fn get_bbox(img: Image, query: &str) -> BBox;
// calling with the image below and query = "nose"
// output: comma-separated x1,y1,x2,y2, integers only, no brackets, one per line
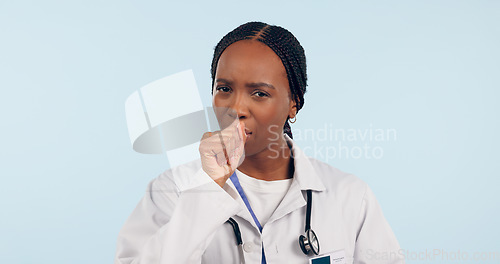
228,92,248,120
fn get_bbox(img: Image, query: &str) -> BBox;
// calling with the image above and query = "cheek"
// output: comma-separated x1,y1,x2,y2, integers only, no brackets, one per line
212,94,221,107
255,104,288,136
212,97,239,129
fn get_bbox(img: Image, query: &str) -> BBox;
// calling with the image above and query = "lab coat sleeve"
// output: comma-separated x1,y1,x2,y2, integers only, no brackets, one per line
353,186,405,264
114,170,241,264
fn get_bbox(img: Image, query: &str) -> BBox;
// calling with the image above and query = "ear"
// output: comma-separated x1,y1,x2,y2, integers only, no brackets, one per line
288,100,297,119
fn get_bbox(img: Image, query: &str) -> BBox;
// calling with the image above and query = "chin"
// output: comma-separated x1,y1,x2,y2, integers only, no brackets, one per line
243,144,258,157
243,140,277,158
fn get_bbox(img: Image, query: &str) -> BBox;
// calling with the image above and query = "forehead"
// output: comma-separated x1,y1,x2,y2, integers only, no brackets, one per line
216,40,288,82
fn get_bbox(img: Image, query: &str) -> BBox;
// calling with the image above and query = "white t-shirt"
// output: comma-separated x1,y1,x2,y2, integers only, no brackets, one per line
235,169,293,226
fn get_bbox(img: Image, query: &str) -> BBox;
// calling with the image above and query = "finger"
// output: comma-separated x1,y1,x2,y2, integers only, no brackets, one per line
202,119,244,164
236,121,246,147
215,151,228,167
228,122,245,153
200,132,219,154
218,125,238,152
223,120,244,149
200,131,212,141
229,146,245,171
216,131,231,168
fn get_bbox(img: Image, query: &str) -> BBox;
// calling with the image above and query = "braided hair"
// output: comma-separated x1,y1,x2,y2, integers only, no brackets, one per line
210,21,307,139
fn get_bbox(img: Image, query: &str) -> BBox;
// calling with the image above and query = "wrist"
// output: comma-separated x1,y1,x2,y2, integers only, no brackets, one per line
214,172,233,188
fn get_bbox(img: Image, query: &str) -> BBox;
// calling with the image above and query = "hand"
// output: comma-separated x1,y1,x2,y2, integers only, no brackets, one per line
199,118,246,188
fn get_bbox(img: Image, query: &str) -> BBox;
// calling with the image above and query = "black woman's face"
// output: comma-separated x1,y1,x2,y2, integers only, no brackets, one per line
212,39,296,157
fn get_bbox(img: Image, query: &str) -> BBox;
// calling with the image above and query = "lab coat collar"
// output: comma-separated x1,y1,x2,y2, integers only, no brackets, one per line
229,134,327,230
173,134,326,193
284,134,326,192
229,134,326,230
263,134,327,226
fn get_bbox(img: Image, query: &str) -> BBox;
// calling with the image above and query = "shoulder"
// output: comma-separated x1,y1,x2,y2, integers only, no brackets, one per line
305,157,377,231
307,157,368,199
146,159,205,212
150,159,204,193
141,159,212,218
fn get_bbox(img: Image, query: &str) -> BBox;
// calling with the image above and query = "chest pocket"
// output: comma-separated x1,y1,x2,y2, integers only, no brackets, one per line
201,222,240,263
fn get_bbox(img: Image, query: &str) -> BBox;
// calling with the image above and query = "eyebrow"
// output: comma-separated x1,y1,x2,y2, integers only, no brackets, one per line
215,78,275,90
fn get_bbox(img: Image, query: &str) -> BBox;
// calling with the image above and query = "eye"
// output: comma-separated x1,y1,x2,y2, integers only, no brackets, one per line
216,86,231,93
253,91,270,98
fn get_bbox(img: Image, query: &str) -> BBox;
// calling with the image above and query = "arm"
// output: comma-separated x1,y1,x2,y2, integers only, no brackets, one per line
115,117,245,264
353,186,405,264
114,169,240,264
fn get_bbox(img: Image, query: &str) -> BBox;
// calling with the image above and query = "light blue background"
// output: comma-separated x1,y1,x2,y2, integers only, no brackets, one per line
1,0,498,263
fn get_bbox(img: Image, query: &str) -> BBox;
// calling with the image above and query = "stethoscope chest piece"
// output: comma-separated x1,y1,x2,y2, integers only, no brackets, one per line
298,189,320,256
299,229,320,255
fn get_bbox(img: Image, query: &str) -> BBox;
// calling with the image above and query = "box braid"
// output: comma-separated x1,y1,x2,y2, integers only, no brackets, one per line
210,21,307,139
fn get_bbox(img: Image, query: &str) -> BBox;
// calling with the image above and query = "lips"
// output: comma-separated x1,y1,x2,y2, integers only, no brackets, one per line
244,128,252,142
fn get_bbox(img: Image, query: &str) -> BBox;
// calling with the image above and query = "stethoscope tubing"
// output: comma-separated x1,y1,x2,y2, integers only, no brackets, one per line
227,217,245,264
226,189,318,263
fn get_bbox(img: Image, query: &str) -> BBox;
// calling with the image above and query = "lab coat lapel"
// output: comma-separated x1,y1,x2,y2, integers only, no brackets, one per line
266,135,326,225
225,178,262,232
223,135,326,231
286,134,326,192
266,179,306,225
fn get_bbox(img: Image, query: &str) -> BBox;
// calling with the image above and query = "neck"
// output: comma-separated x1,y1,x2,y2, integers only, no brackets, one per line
237,136,294,181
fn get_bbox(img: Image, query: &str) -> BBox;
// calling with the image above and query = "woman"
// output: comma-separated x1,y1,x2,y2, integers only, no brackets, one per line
115,22,404,264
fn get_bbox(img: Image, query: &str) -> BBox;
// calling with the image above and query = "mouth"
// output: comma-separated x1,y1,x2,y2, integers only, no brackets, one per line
244,128,252,141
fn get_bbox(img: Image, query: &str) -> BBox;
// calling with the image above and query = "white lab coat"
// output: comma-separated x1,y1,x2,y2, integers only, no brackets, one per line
115,135,404,264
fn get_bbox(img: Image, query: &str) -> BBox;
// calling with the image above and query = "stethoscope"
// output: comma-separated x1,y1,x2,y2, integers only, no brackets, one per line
225,172,320,263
